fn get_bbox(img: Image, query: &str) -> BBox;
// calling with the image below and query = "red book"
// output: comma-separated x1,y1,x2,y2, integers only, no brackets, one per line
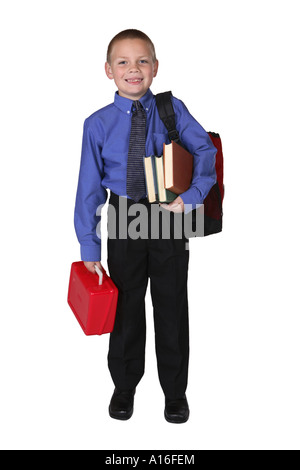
163,141,193,194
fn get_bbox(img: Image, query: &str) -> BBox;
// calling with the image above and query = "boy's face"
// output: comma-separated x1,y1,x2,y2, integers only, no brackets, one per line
105,38,158,101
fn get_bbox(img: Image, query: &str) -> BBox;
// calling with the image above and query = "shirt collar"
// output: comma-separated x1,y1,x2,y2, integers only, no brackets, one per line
114,88,154,115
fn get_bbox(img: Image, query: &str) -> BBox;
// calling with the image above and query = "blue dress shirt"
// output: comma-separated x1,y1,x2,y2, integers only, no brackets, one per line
74,89,217,261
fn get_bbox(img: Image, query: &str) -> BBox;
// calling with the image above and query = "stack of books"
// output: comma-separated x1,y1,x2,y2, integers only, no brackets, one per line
144,141,193,203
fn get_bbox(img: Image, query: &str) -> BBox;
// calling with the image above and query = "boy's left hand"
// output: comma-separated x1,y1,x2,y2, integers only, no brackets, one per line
160,196,184,213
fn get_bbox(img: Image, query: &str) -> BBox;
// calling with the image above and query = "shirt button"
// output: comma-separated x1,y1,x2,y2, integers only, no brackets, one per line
127,110,130,114
146,108,149,111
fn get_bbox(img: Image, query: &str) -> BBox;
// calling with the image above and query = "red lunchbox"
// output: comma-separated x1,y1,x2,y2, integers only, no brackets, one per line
67,261,118,336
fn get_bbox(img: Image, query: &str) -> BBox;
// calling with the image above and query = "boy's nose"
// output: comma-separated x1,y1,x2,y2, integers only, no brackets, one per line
129,64,140,72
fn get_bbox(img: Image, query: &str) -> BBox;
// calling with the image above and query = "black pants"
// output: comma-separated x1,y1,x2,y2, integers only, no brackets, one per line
107,193,189,400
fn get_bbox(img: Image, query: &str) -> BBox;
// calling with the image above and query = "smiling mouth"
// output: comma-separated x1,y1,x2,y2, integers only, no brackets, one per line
125,78,143,84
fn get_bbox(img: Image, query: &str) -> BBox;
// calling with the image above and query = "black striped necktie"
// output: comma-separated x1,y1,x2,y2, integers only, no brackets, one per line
126,100,146,202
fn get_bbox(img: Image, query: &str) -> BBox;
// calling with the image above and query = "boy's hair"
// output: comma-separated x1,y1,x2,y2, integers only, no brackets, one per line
106,29,157,64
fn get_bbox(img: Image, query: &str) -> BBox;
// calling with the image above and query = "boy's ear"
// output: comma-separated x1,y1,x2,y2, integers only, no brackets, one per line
153,60,159,78
105,62,114,80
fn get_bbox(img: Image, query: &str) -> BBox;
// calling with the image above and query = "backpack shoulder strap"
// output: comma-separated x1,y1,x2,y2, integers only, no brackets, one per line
155,91,181,144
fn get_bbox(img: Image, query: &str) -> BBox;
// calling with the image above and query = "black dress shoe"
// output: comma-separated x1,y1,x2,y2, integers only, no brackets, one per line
109,388,136,420
164,395,190,423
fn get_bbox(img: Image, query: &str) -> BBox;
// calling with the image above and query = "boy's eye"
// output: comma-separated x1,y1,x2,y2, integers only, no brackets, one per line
117,59,148,65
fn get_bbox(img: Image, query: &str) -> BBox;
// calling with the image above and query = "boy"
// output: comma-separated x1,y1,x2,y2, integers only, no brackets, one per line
74,29,216,423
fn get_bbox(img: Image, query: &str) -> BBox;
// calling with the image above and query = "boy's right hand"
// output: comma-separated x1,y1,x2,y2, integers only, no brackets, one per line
84,261,102,274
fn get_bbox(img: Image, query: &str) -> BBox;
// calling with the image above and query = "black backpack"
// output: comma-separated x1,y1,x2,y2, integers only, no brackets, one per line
155,91,224,237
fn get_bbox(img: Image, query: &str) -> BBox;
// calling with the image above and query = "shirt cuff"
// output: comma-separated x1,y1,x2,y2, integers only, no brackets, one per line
80,244,101,262
180,187,203,214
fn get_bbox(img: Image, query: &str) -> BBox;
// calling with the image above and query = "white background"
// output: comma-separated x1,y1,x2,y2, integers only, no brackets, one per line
0,0,299,450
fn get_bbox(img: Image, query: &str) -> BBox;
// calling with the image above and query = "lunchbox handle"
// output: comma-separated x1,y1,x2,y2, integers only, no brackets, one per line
94,265,103,286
